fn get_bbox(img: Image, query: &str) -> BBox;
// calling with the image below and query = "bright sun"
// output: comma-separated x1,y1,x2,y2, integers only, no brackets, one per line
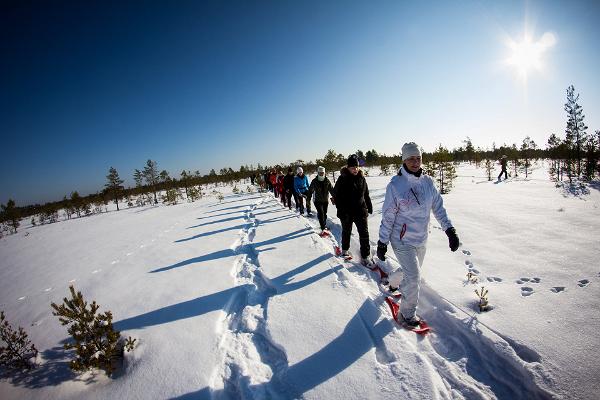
505,32,556,81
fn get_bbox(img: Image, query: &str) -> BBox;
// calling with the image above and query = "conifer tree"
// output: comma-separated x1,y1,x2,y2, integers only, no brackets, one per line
520,136,537,178
0,311,38,370
180,170,190,200
547,133,564,181
143,160,159,204
105,167,124,211
463,137,475,163
428,145,457,194
1,199,20,234
133,169,144,188
51,286,136,376
483,159,494,181
70,191,83,217
583,131,599,181
365,149,380,166
564,85,588,177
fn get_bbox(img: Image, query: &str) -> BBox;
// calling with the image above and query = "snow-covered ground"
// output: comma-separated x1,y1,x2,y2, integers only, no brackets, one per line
1,162,599,399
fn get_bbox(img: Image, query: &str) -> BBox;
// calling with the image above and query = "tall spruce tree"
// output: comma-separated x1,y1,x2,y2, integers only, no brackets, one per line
564,85,588,178
104,167,124,211
133,169,144,187
143,160,159,204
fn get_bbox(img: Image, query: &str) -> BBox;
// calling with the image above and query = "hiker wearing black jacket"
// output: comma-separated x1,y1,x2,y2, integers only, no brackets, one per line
282,168,295,210
307,166,334,232
333,154,373,265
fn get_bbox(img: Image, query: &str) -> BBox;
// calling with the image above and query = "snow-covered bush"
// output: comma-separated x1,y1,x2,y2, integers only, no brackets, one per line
51,286,136,376
0,311,38,370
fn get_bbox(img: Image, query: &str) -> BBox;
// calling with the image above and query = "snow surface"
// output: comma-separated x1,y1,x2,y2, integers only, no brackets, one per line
1,162,599,400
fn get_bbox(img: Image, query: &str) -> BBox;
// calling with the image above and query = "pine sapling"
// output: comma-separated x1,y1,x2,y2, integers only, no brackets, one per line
0,311,38,370
474,286,490,312
466,271,479,284
51,286,136,376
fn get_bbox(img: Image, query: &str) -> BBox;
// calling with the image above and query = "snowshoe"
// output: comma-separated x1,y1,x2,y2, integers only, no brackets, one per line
385,297,430,335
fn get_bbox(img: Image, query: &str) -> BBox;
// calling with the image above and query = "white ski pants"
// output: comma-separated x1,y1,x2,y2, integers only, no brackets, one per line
388,242,426,319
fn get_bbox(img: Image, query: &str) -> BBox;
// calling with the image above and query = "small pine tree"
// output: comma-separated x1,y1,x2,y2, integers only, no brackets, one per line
483,159,494,181
162,188,181,205
0,311,38,370
143,160,160,204
51,286,136,376
474,286,490,312
1,199,20,234
105,167,125,211
187,186,201,202
429,145,457,194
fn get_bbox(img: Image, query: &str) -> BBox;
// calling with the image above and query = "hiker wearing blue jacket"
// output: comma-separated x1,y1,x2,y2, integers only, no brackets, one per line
293,167,311,215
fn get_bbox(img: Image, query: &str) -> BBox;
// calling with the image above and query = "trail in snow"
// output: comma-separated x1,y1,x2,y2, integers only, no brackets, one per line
210,197,298,399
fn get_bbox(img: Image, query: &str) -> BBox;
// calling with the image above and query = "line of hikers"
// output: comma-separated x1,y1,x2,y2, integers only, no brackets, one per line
254,143,460,328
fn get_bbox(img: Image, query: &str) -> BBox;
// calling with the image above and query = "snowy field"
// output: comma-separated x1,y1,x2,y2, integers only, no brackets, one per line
1,162,599,400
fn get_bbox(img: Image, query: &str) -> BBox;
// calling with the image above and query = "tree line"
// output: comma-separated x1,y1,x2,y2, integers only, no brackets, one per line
1,85,598,235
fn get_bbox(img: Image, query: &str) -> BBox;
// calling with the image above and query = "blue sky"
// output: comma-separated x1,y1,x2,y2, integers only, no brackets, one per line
1,0,599,205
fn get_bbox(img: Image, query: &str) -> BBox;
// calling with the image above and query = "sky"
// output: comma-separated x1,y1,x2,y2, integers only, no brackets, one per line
1,0,599,206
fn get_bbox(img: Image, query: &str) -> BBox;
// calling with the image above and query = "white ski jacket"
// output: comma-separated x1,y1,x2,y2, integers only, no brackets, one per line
378,166,453,247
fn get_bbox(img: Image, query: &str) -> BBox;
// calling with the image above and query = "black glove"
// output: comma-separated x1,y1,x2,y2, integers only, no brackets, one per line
445,227,459,252
377,241,388,261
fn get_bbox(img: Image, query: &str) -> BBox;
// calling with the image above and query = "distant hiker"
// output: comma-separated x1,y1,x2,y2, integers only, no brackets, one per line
263,170,270,191
283,168,295,210
333,154,373,266
377,142,459,328
498,155,508,181
276,170,285,205
307,166,334,233
269,169,278,197
250,173,256,185
293,167,311,215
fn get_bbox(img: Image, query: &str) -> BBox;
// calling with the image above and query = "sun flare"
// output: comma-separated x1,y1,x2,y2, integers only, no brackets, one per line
505,32,556,81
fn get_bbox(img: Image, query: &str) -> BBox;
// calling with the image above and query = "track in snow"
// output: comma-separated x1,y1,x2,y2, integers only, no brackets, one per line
210,196,298,399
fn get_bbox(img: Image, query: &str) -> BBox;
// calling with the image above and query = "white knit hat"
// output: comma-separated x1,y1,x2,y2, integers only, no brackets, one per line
297,166,303,174
401,142,422,159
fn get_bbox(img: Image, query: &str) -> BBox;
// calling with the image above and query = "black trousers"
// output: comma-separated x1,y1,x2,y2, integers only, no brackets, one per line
294,193,311,214
498,168,507,180
314,201,329,230
340,214,370,258
284,190,293,209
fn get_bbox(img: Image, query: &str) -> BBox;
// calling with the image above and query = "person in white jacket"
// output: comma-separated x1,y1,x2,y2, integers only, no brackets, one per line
377,142,460,327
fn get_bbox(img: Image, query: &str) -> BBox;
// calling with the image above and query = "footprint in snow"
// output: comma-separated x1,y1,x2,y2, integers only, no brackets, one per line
578,279,590,287
516,277,541,284
468,267,480,274
550,287,566,293
521,287,534,296
486,277,503,282
465,260,473,266
462,250,472,256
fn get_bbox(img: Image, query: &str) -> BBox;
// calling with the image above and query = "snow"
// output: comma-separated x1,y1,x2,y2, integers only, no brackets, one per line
1,162,599,399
